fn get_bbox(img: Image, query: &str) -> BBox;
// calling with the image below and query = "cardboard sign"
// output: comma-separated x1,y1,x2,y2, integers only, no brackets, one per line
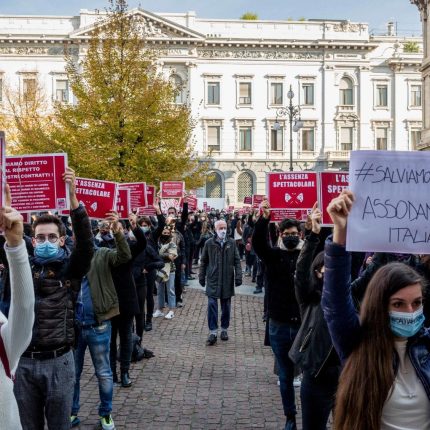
146,185,156,207
347,150,430,253
119,182,147,212
115,188,131,220
184,195,198,211
243,196,252,205
6,153,69,212
319,172,349,225
267,172,318,221
160,181,184,199
252,194,265,209
75,177,117,219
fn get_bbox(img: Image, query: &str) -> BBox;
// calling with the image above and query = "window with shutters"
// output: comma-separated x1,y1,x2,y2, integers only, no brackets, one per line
206,172,223,198
302,128,315,152
55,80,69,103
237,172,254,203
270,83,283,106
411,85,422,107
207,82,220,105
375,84,388,107
23,78,36,102
302,83,314,106
376,128,388,150
239,127,252,151
207,126,220,151
340,127,353,151
271,128,283,151
239,82,252,105
170,74,185,104
339,77,353,106
411,129,422,149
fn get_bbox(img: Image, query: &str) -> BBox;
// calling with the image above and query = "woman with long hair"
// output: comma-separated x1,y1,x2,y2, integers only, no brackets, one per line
322,190,430,430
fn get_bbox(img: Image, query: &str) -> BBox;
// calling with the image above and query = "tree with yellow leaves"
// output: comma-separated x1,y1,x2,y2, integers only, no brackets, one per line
11,0,205,188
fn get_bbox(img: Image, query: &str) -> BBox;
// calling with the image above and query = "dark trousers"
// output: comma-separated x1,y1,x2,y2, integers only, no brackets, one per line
174,258,183,303
135,271,156,340
188,243,196,275
256,259,265,290
207,296,231,332
110,314,134,374
301,367,339,430
269,319,299,417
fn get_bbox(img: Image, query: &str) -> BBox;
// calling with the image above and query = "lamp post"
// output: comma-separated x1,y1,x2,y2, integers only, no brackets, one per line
273,85,304,171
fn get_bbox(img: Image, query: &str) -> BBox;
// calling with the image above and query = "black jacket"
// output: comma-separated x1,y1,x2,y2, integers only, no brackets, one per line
252,217,301,325
199,237,242,299
289,232,340,377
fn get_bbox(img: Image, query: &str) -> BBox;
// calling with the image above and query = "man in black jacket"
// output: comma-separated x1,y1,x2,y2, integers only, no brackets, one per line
252,200,303,430
199,220,242,346
14,168,94,430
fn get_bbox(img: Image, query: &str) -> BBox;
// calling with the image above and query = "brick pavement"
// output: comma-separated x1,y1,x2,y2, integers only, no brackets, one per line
73,282,301,430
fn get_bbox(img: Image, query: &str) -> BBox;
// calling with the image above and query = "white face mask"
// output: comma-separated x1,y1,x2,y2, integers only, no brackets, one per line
216,229,227,240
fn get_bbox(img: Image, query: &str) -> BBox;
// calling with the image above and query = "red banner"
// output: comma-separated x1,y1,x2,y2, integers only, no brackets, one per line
6,153,69,212
184,195,197,211
319,172,349,225
267,172,318,221
243,196,252,205
252,194,265,209
75,177,117,219
119,182,147,212
115,188,131,220
160,181,184,199
137,206,156,216
146,185,156,207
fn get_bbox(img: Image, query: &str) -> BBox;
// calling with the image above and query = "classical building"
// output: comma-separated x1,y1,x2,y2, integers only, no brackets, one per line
0,8,423,206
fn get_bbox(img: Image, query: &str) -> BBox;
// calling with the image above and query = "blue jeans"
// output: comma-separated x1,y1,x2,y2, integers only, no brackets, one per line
72,321,113,417
207,297,231,332
269,319,299,417
157,273,176,309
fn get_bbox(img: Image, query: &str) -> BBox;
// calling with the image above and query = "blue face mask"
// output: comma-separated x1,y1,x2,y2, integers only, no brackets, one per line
141,226,150,234
35,241,60,259
389,308,425,338
216,229,227,240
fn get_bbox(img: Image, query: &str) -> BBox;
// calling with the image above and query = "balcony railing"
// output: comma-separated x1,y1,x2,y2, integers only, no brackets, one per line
326,150,350,160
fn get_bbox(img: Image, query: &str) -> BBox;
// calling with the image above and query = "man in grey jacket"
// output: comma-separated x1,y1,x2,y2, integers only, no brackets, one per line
199,220,242,345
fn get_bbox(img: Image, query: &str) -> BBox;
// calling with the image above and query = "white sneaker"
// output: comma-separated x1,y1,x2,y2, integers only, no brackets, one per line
153,310,164,318
293,376,302,387
277,379,280,386
100,414,115,430
164,311,174,320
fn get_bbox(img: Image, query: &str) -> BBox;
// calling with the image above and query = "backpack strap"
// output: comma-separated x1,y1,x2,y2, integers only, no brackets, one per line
0,323,13,380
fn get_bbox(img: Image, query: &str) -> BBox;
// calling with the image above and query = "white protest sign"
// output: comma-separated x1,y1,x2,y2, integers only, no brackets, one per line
346,150,430,253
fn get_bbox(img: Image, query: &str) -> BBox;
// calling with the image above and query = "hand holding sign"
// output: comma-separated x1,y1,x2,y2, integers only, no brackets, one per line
327,190,355,246
310,202,322,235
63,167,78,210
106,211,121,234
261,200,271,220
128,212,137,229
0,185,24,248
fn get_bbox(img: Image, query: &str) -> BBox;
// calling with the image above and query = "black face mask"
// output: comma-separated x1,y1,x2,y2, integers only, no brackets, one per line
160,235,171,243
282,235,299,250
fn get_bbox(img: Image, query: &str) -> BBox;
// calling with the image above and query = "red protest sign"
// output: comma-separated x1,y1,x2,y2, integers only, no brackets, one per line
184,195,198,211
252,194,265,209
6,153,69,212
119,182,147,212
319,172,349,225
267,172,318,221
243,196,252,205
75,177,117,219
146,185,156,207
115,188,131,220
202,202,208,212
160,181,184,199
137,206,156,216
0,132,6,208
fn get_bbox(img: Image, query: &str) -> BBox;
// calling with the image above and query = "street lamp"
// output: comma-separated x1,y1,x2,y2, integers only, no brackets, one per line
273,85,303,171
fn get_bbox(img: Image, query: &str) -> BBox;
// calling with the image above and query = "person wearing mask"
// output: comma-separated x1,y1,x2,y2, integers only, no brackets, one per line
252,200,303,430
14,168,94,430
289,203,340,430
323,190,430,430
0,189,35,430
199,220,242,345
71,212,131,430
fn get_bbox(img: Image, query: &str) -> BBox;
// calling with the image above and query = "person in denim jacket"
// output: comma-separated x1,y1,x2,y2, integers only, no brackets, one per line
322,190,430,430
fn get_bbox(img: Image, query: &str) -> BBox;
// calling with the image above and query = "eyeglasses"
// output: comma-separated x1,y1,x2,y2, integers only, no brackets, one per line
35,234,61,244
281,232,299,238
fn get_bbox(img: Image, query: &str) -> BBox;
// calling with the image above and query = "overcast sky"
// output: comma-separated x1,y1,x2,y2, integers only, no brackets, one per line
0,0,423,36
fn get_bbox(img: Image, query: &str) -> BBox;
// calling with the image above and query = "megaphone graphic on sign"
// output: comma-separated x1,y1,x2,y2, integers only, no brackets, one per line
284,193,292,203
296,193,304,203
90,202,98,212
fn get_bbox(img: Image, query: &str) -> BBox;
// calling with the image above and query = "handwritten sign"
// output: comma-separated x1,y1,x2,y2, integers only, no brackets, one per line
267,172,318,221
115,188,131,220
160,181,184,199
6,153,69,212
160,198,181,214
75,177,117,220
346,150,430,253
319,172,349,225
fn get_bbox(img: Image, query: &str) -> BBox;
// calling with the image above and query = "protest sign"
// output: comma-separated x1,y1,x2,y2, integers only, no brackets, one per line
319,172,349,225
6,153,69,212
75,177,117,219
119,182,147,212
184,195,198,211
115,188,131,220
160,181,184,199
0,132,5,208
266,172,318,221
243,196,252,205
137,206,157,216
146,185,156,206
347,150,430,253
202,202,208,212
160,198,181,214
252,194,265,209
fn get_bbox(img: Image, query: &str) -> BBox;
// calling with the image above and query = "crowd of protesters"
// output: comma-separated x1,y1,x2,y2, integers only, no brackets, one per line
1,168,430,430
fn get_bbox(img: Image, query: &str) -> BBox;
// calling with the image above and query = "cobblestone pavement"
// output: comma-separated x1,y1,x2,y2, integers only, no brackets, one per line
73,276,302,430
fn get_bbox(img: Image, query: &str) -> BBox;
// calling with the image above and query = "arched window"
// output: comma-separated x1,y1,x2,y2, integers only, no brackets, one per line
206,172,223,198
339,77,353,106
237,171,254,203
170,74,184,104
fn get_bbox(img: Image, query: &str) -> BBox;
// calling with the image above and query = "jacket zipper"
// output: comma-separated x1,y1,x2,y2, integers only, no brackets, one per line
314,345,334,379
299,327,313,352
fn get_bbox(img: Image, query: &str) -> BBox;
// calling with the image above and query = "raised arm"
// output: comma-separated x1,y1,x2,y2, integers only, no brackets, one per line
252,200,276,263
